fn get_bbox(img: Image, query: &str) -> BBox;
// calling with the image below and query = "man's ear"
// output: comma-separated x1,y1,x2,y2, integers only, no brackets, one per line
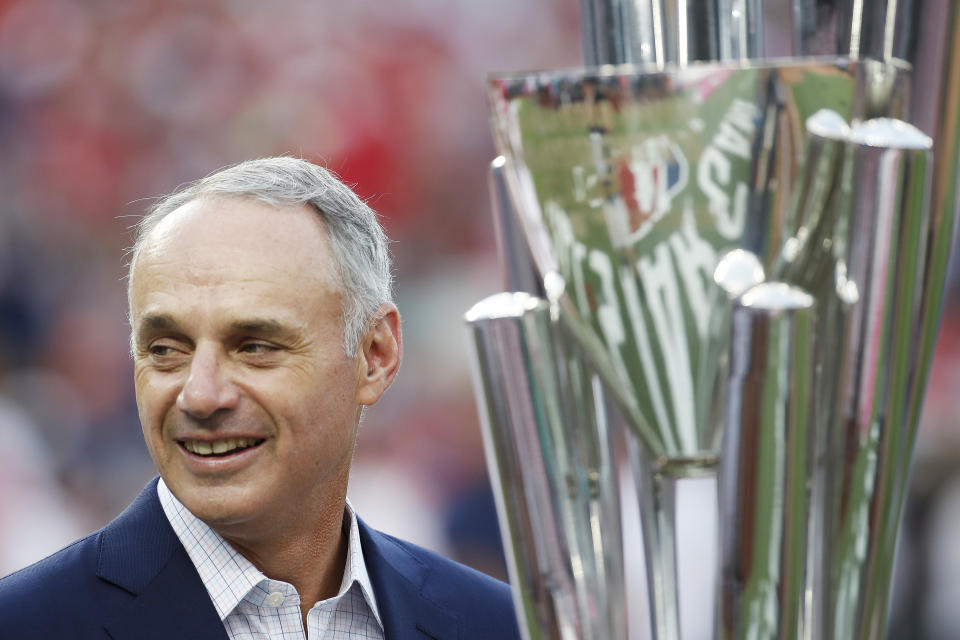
355,303,402,406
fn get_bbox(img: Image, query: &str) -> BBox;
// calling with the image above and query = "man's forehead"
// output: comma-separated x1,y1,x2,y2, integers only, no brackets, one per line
134,197,335,278
129,197,343,317
145,196,325,249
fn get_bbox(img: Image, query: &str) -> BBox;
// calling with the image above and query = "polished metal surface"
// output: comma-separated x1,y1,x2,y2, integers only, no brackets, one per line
821,118,935,640
578,0,805,66
487,59,908,640
578,0,958,72
472,1,960,639
579,0,723,67
749,112,939,640
489,59,909,462
490,157,545,296
789,0,916,61
773,108,852,295
719,282,816,640
770,107,858,640
466,292,627,640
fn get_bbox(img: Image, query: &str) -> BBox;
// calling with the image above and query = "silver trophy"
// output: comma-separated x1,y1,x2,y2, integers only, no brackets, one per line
467,1,960,638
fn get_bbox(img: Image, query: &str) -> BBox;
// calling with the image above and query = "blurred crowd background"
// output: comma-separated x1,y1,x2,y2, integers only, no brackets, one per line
1,1,959,638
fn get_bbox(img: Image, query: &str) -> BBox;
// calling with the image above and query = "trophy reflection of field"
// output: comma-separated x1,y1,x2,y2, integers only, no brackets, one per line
501,64,856,458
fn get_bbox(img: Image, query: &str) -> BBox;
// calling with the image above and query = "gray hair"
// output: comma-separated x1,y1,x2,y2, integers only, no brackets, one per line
129,157,393,357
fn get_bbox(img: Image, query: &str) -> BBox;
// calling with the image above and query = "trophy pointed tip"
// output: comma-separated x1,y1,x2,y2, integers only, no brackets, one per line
715,249,765,298
739,282,815,311
807,109,852,140
543,271,566,303
465,292,546,323
849,118,933,150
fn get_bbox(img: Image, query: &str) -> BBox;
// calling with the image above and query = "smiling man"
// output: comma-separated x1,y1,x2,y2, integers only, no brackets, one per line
0,158,520,640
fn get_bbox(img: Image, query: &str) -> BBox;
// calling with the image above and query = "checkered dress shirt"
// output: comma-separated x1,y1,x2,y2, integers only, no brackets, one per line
158,479,384,639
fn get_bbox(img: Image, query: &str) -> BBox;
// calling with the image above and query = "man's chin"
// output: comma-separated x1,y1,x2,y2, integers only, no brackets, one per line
168,480,263,528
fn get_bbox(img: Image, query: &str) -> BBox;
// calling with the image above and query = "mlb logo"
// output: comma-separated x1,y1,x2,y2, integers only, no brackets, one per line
614,135,689,241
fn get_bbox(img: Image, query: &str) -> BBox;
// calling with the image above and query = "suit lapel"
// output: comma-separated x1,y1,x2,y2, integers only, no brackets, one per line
359,520,460,640
98,479,227,640
95,481,460,639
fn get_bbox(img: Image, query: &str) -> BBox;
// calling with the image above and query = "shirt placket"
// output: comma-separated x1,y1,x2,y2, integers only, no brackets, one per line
245,580,305,639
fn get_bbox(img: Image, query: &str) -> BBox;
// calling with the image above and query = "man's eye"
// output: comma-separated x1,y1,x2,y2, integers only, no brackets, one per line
149,345,176,357
239,342,276,354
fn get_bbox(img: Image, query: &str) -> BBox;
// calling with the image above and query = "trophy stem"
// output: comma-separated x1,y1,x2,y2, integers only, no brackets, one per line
632,440,681,640
585,374,630,640
466,293,631,640
630,441,718,640
718,282,817,640
560,351,630,640
803,116,934,640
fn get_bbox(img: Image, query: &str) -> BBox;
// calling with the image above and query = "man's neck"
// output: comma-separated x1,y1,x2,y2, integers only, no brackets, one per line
217,499,350,626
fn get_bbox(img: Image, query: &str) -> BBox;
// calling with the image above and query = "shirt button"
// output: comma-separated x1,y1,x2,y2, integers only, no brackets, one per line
266,591,285,607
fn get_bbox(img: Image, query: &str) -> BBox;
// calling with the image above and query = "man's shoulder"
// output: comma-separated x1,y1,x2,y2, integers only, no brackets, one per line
0,530,127,637
378,529,512,597
0,529,101,594
0,480,170,638
360,523,521,639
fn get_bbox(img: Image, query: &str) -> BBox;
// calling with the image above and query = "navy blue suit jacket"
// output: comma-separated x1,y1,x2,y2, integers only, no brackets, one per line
0,479,521,639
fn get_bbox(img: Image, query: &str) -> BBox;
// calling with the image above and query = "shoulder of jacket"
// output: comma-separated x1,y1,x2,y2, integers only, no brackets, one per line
369,530,519,637
0,530,128,637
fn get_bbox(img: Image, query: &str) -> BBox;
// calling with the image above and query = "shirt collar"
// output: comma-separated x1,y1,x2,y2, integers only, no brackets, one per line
157,478,381,627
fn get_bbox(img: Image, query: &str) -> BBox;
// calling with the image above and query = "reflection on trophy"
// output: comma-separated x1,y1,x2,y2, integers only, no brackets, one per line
466,1,960,639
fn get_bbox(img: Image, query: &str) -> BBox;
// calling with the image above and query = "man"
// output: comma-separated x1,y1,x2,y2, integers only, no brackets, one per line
0,157,521,639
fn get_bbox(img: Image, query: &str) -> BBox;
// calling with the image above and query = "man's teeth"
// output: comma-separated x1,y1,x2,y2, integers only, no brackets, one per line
183,438,260,456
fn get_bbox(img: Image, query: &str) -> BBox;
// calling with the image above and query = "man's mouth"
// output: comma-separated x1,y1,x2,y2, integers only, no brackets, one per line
179,438,265,457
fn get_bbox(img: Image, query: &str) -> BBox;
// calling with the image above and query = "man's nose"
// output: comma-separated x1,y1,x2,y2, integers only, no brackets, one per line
177,346,240,419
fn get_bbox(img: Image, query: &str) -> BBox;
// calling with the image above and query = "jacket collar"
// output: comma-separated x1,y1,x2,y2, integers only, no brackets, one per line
97,478,228,640
358,520,460,639
96,478,459,640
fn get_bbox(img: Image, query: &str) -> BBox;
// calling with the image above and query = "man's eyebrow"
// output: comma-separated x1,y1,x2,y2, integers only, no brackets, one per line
132,313,181,346
230,319,290,335
132,315,297,343
137,313,179,333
